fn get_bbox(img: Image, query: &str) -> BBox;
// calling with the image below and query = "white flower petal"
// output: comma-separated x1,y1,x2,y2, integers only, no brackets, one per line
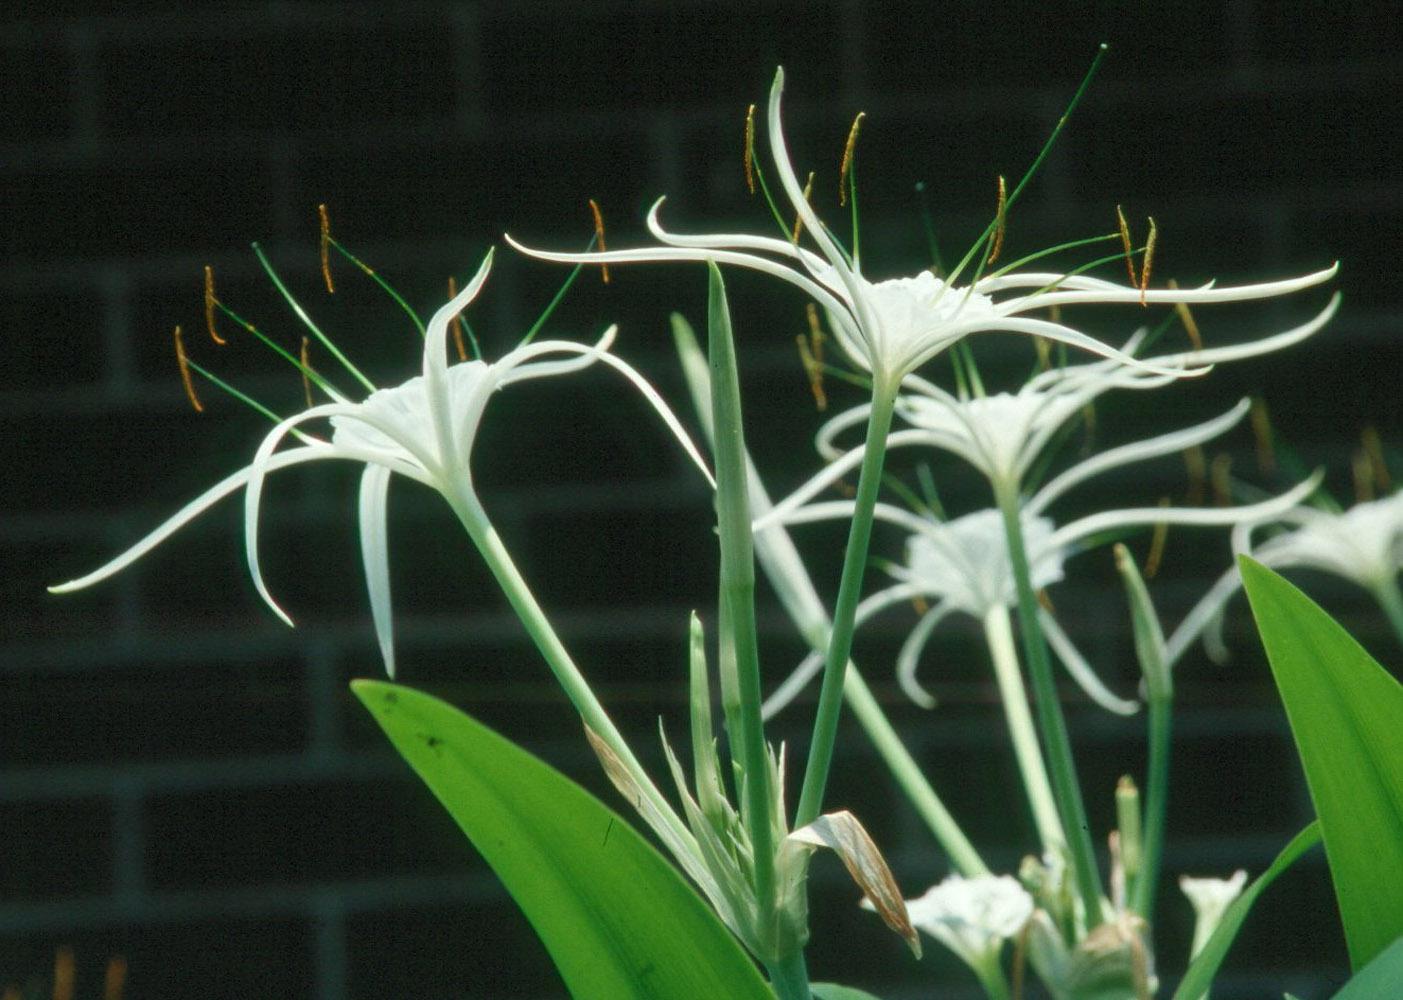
358,463,396,678
1039,609,1140,715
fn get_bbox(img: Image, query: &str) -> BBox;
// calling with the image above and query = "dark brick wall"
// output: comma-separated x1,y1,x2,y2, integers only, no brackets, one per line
4,3,1399,998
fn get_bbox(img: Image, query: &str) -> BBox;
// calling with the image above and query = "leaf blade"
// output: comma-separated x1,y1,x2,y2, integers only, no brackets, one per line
1240,556,1403,970
353,680,773,1000
1170,822,1321,1000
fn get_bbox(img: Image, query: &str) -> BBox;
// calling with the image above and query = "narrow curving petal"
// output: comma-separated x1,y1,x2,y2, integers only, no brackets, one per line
1139,294,1340,369
1038,609,1140,715
49,447,330,594
645,197,837,288
424,248,495,478
358,463,396,678
1028,399,1252,516
1163,564,1246,668
896,601,954,709
505,236,856,328
243,401,388,625
765,67,876,339
1049,470,1325,553
761,649,825,720
1002,263,1338,313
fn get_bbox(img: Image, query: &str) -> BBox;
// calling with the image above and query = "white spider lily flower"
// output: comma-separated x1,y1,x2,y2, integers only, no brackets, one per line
760,405,1324,715
810,296,1339,496
50,250,712,678
1167,489,1403,665
873,874,1033,985
1180,870,1247,959
508,67,1336,387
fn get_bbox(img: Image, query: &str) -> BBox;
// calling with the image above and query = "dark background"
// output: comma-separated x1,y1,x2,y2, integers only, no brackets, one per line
3,3,1400,998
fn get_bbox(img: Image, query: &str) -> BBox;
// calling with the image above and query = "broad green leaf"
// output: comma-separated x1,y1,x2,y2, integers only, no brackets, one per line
1331,937,1403,998
811,984,886,1000
1240,557,1403,970
352,680,773,1000
1171,822,1321,1000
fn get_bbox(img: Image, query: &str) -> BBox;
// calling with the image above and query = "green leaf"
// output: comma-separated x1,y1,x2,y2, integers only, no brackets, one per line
1240,556,1403,970
1171,822,1322,1000
1331,937,1403,998
811,984,886,1000
352,680,774,1000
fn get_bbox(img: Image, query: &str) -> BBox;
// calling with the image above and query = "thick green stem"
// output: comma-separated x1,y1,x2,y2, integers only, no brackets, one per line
993,483,1105,926
983,605,1068,859
460,505,692,846
844,666,988,876
1135,689,1171,920
795,384,899,827
1372,575,1403,652
765,950,811,1000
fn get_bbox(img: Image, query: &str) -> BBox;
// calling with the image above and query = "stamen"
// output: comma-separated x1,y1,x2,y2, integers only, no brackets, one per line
1143,498,1170,579
1250,398,1276,476
1167,279,1203,351
104,957,127,1000
1139,216,1157,306
588,199,610,284
838,111,865,207
1115,205,1136,287
800,302,828,410
300,337,314,408
1036,589,1056,613
203,266,226,345
1184,445,1207,506
1011,923,1030,1000
318,203,335,294
1362,426,1392,492
53,946,74,1000
744,103,757,195
173,325,204,413
1210,453,1233,507
913,181,945,275
446,275,469,361
792,171,816,243
1353,449,1375,504
795,334,826,411
986,175,1008,265
911,595,929,615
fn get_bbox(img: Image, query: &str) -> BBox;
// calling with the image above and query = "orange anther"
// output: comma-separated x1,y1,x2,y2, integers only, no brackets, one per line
588,199,610,284
839,111,865,206
173,326,203,413
318,204,335,294
743,103,757,195
204,266,225,345
986,175,1008,265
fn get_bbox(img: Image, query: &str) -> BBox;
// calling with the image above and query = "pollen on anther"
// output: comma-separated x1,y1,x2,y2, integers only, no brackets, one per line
318,204,336,295
1144,498,1171,578
1209,453,1233,507
839,111,865,207
588,199,610,284
1362,426,1393,492
1167,280,1203,352
1183,445,1207,506
300,337,314,408
1139,217,1157,306
743,103,757,195
1249,399,1277,476
203,266,226,345
104,956,127,1000
986,175,1008,265
446,275,469,362
792,171,815,243
795,329,827,412
1352,450,1376,504
1115,205,1136,288
173,325,204,413
53,946,74,1000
